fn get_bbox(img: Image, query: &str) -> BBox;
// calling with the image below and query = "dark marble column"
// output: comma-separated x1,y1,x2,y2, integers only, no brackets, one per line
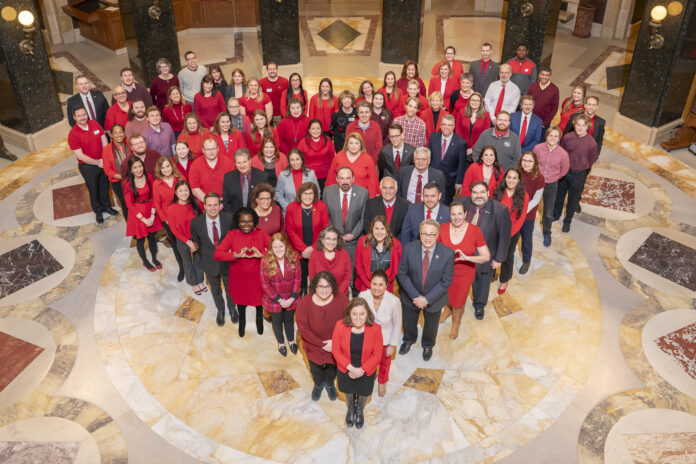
381,0,423,63
501,0,562,68
116,0,181,85
0,0,62,133
258,0,300,65
619,0,696,127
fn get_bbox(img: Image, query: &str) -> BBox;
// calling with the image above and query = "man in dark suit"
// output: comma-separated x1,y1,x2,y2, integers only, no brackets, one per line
378,123,415,179
190,192,237,326
455,181,511,320
397,147,447,203
222,149,267,215
510,96,544,152
563,95,606,154
469,42,500,96
67,75,109,128
401,182,450,243
363,176,409,239
397,219,455,360
427,115,468,203
323,166,368,263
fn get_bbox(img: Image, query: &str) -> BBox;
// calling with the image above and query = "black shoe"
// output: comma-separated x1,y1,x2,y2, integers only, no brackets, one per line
289,342,298,354
345,396,356,427
96,213,104,224
216,309,225,327
474,307,484,320
355,395,366,429
229,307,239,323
543,234,552,247
325,382,338,401
399,342,413,355
177,269,185,282
104,207,119,216
552,215,560,222
311,383,323,401
519,262,530,274
576,205,582,213
278,345,288,357
562,222,571,233
422,347,433,361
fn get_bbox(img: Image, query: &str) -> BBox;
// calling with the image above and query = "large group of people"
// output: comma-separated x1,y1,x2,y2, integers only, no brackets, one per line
67,43,605,429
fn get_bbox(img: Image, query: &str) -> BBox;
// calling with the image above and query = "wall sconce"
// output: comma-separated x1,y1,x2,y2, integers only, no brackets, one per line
1,7,36,55
648,5,667,49
148,0,162,20
521,1,534,17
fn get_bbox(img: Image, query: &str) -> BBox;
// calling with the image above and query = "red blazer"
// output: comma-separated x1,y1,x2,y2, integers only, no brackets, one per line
250,152,289,177
102,142,130,182
354,236,402,292
462,163,503,196
456,112,491,148
331,321,383,375
285,200,330,253
377,87,401,114
421,108,450,140
427,78,459,111
431,60,464,81
215,131,245,160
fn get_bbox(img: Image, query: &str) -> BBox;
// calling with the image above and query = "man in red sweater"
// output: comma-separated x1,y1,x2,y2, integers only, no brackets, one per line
259,62,289,121
346,101,383,163
526,67,559,131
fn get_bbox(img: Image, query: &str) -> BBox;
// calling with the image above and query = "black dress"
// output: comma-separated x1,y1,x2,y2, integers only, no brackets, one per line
337,331,376,395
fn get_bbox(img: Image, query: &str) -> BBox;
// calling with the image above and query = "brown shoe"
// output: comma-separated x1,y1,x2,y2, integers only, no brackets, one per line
378,383,386,397
440,304,452,323
450,307,465,339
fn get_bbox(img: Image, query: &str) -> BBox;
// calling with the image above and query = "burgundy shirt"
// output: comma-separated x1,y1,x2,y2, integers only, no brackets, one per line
561,132,598,171
526,82,560,127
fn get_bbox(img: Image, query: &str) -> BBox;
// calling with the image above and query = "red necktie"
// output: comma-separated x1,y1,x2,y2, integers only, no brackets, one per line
395,150,401,171
415,174,423,202
441,137,447,159
494,84,506,116
384,203,394,223
426,209,432,219
341,193,348,225
519,115,528,146
86,96,96,121
212,220,220,246
421,249,430,288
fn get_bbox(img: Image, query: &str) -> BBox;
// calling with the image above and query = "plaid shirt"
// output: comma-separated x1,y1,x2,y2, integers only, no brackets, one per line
394,114,427,148
260,257,302,313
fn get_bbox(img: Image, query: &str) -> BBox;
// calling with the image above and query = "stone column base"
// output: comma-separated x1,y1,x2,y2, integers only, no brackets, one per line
612,113,683,146
0,120,70,153
378,63,403,79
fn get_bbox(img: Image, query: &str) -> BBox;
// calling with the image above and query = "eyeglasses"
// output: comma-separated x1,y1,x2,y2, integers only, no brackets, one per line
257,196,272,201
421,233,438,238
316,285,331,290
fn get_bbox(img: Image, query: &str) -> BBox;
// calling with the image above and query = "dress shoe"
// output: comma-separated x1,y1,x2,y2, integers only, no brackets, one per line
354,395,367,429
278,345,288,357
289,342,298,354
177,269,185,282
498,283,508,295
325,383,338,401
229,307,239,324
216,309,225,327
398,342,413,355
96,213,104,224
519,262,530,274
576,205,582,213
378,383,386,397
152,258,163,270
311,383,323,401
552,215,560,222
143,262,156,272
345,396,356,427
422,347,433,361
105,207,119,216
474,307,485,320
543,234,552,247
562,222,571,233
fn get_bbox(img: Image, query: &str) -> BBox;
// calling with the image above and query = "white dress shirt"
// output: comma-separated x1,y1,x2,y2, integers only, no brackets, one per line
484,80,521,122
206,215,221,244
407,169,428,203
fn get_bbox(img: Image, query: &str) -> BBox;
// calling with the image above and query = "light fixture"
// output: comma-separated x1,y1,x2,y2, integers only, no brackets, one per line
667,1,682,15
17,10,35,55
521,1,534,17
148,0,161,20
648,5,666,49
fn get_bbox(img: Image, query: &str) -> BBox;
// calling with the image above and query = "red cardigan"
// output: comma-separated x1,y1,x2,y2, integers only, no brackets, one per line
345,120,383,164
102,142,130,182
456,112,491,149
427,77,459,111
331,321,383,375
421,108,450,140
462,163,503,196
250,152,289,177
285,200,330,253
354,236,402,292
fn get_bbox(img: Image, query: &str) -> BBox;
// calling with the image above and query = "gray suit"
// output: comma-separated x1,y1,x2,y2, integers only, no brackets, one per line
322,184,368,260
469,59,500,97
275,168,320,212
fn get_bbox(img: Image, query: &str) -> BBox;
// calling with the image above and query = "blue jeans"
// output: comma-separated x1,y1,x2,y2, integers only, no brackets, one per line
519,219,535,263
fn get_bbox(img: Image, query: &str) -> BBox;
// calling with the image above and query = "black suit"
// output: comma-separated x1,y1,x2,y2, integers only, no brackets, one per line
455,196,511,313
469,59,500,96
222,168,268,215
427,132,469,203
67,91,109,128
377,143,415,179
563,114,606,154
362,195,410,239
190,211,235,312
397,166,447,203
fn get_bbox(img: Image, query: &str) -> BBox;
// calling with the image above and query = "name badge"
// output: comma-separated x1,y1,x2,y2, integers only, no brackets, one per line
267,88,272,92
524,68,529,72
93,130,101,135
348,117,355,122
504,141,510,147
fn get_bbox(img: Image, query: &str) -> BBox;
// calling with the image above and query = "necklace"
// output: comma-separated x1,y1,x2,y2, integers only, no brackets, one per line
290,118,302,143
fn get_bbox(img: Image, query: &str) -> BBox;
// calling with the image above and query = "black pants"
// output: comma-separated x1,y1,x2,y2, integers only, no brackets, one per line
317,177,326,191
402,306,441,348
136,234,158,265
541,180,558,235
111,180,128,218
554,169,589,226
206,272,233,312
300,258,309,293
162,222,184,271
309,360,337,387
270,309,295,344
78,163,110,214
471,268,492,311
500,231,520,284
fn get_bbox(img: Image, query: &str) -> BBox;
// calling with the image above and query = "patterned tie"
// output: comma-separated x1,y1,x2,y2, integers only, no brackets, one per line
519,114,528,147
212,220,220,246
415,174,423,202
472,208,480,226
395,150,401,171
341,193,348,226
422,249,430,289
494,84,506,117
479,61,488,91
441,137,447,160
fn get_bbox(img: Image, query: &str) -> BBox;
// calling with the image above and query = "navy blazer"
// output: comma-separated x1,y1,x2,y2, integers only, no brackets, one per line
190,211,235,276
401,203,450,244
397,241,455,313
397,166,447,203
510,111,544,153
427,132,468,203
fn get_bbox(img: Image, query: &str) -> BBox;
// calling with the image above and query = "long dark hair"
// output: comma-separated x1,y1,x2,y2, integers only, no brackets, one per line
200,74,218,97
284,148,311,175
286,72,307,107
127,157,151,203
171,179,201,215
304,119,329,147
493,168,526,219
477,145,503,182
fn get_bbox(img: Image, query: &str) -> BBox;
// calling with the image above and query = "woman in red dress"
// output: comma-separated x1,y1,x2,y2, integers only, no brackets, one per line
277,98,310,154
455,92,490,157
124,157,163,271
245,110,280,156
356,80,375,105
355,216,402,293
214,207,270,337
396,60,427,97
449,73,475,119
167,180,206,294
152,156,185,281
461,145,503,196
438,201,490,338
325,133,379,197
308,78,337,133
558,85,585,133
260,233,301,356
162,86,192,138
193,75,226,130
177,113,211,158
297,120,335,191
428,61,459,111
421,91,449,140
377,71,400,114
308,226,352,295
251,183,284,236
239,77,273,120
212,112,244,160
430,46,464,81
280,73,308,117
250,137,288,188
173,141,194,181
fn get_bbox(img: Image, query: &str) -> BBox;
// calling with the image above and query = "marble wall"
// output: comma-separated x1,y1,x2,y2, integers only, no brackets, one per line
258,0,300,65
381,0,423,64
501,0,562,68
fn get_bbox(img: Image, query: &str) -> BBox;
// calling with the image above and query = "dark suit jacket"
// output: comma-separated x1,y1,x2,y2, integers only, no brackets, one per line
377,142,415,179
190,211,234,276
401,203,450,244
67,91,109,128
397,166,447,203
397,241,454,313
322,184,368,247
427,132,469,203
362,195,410,239
469,60,500,96
455,196,511,273
563,114,606,154
510,111,544,152
222,168,268,215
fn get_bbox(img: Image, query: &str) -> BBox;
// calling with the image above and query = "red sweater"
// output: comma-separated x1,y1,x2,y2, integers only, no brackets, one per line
280,89,309,117
325,151,379,197
462,163,503,196
162,102,193,133
332,321,383,375
149,75,180,111
499,190,529,236
354,236,402,292
520,170,546,220
296,293,348,365
308,248,352,295
194,92,226,129
245,127,279,156
297,135,335,180
309,94,338,132
239,93,271,118
166,202,196,242
277,114,310,154
346,120,383,163
285,200,330,253
526,82,560,127
177,129,212,158
251,152,289,177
